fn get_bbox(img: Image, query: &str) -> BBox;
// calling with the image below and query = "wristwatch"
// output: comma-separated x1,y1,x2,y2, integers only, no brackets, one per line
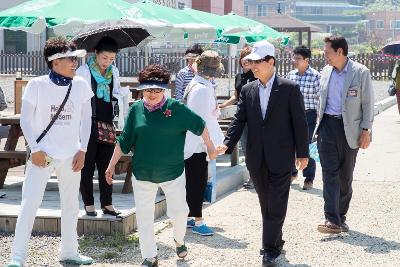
362,128,371,132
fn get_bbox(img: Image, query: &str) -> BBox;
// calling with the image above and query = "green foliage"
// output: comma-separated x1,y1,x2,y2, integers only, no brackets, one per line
101,251,118,259
364,0,400,12
79,233,139,251
311,38,325,50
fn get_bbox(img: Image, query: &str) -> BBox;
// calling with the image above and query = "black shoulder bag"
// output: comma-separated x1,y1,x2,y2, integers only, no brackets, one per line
90,75,117,145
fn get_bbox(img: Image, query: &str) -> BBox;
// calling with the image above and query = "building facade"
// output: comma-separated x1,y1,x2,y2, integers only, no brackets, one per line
192,0,243,15
243,0,292,18
292,0,363,33
365,10,400,43
126,0,192,9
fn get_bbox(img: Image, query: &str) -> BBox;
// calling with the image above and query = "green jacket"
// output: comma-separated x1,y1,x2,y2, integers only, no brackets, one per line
118,98,205,183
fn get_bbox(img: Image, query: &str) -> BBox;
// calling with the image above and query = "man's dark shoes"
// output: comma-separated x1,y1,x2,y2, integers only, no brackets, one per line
317,220,342,234
341,222,349,232
302,181,313,190
262,253,278,267
243,179,254,189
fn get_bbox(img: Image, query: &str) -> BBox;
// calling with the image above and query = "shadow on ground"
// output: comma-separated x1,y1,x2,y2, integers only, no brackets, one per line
320,230,400,254
290,183,323,198
185,226,249,250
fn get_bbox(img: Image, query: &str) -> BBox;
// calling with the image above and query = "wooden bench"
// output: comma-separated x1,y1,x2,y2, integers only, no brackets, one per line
0,151,27,188
114,154,133,194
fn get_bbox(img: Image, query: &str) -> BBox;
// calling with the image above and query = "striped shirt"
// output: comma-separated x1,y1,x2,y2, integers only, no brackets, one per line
287,66,321,110
175,66,195,101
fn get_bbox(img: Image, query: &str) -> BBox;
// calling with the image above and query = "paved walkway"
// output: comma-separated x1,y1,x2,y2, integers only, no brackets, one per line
142,105,400,267
1,106,400,266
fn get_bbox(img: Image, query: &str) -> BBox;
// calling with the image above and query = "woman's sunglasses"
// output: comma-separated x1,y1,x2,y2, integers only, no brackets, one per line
143,88,163,93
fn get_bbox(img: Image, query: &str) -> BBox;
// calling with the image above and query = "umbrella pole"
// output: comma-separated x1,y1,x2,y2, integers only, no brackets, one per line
145,44,150,66
227,44,237,97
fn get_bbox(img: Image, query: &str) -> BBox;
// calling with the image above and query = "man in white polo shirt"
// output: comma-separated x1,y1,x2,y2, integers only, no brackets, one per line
7,37,94,267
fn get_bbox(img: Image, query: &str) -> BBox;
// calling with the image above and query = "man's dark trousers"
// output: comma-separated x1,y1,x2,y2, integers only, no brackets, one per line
293,109,317,181
317,115,358,226
250,151,291,258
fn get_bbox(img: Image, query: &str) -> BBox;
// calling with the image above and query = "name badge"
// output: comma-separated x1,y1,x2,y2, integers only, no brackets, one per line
347,89,358,97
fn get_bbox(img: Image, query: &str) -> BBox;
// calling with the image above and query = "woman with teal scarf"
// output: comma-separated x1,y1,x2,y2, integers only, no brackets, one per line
76,36,122,217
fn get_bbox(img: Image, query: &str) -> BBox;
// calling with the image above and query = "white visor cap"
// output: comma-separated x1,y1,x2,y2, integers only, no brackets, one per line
47,49,87,61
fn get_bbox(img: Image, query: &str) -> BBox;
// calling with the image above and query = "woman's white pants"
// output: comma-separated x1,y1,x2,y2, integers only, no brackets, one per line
10,157,81,263
132,172,189,259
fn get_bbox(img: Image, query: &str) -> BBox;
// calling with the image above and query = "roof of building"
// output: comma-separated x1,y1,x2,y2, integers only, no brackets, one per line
257,13,322,32
296,14,362,24
295,2,363,9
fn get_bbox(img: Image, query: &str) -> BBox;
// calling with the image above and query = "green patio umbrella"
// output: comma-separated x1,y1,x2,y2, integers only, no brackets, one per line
180,7,247,38
218,13,289,45
131,1,216,42
0,0,170,39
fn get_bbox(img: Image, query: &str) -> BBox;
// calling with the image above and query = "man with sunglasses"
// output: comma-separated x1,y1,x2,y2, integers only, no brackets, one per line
287,45,321,190
7,37,94,267
218,40,309,266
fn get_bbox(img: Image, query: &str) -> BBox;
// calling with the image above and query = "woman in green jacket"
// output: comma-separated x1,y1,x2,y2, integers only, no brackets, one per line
105,64,218,267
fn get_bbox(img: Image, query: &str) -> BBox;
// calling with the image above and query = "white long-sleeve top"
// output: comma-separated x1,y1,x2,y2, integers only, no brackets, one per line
20,75,93,159
76,64,130,128
184,75,224,160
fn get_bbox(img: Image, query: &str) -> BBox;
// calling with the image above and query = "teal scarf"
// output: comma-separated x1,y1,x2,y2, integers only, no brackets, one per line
88,56,113,102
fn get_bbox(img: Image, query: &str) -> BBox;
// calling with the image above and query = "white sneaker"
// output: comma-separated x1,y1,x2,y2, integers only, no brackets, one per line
6,260,22,267
60,254,93,265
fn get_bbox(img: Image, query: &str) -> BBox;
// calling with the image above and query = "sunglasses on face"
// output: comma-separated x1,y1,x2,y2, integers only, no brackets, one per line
292,56,304,61
62,56,78,63
247,59,265,65
144,88,163,94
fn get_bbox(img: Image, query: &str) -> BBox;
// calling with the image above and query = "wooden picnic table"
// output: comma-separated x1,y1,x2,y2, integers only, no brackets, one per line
0,114,25,189
0,115,135,192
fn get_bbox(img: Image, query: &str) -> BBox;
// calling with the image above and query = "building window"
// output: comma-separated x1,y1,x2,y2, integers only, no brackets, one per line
178,2,185,9
244,5,249,17
277,2,285,14
296,7,304,15
390,20,400,29
376,20,384,29
257,5,267,17
4,30,27,53
310,7,323,15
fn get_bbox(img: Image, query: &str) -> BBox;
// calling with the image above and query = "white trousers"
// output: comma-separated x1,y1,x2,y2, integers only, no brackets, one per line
11,157,81,263
132,172,189,259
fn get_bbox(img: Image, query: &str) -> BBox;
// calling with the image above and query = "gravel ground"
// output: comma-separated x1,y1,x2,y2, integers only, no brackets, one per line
1,179,400,267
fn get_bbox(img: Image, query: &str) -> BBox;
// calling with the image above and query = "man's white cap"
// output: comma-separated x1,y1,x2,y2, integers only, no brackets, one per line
244,40,275,61
47,49,87,61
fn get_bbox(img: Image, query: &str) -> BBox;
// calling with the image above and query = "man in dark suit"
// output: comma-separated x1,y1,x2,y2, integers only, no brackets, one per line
217,40,309,266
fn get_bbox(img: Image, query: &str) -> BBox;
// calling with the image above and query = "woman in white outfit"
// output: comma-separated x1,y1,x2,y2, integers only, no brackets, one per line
183,50,225,236
7,37,94,267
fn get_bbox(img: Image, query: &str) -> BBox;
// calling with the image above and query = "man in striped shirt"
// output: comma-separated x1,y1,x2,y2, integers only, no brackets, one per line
287,45,321,190
175,44,203,101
